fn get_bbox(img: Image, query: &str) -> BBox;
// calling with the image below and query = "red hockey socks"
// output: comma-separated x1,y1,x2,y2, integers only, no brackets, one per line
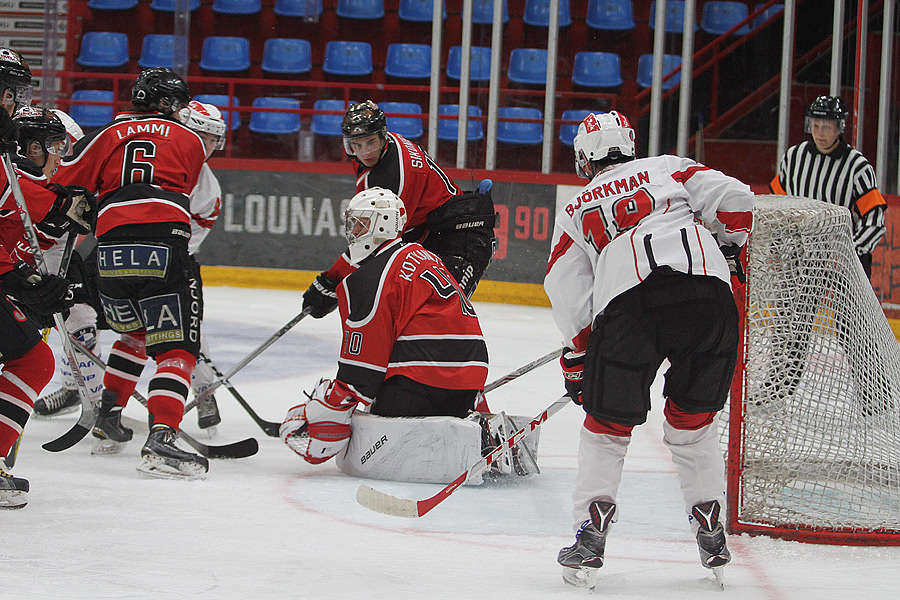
147,349,196,430
103,334,149,408
0,341,53,456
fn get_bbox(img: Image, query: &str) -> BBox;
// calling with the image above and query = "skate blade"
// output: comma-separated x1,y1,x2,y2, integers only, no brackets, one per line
91,438,128,456
136,455,207,481
199,425,218,439
562,566,599,589
0,490,28,509
33,405,80,419
711,566,725,590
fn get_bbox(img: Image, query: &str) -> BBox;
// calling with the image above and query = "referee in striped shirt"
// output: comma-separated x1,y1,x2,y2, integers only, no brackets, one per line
770,95,886,280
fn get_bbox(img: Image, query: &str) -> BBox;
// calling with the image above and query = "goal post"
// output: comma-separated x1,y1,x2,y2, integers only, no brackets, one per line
726,195,900,545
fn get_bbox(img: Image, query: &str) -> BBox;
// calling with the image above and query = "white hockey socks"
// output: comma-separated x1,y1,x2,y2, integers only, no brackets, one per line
571,426,630,532
662,419,727,530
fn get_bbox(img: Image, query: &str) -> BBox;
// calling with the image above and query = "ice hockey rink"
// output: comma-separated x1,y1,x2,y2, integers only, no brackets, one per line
6,285,900,599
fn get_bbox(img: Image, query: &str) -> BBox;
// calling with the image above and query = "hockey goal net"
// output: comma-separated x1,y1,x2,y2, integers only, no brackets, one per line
725,195,900,545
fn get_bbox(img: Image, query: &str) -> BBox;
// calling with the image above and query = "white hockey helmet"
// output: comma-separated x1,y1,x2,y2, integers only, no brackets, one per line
179,100,227,151
573,111,635,178
343,187,407,263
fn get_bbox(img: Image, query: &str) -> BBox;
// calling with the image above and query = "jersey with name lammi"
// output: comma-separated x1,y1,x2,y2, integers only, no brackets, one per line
335,238,489,405
544,154,753,351
54,112,206,238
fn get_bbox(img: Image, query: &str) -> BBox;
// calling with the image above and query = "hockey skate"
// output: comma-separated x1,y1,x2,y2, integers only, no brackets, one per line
91,390,133,455
0,464,29,509
692,500,731,589
196,394,221,431
558,500,616,589
137,424,209,480
33,387,80,418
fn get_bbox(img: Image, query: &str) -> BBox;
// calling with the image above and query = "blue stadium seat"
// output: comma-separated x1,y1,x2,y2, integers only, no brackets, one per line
150,0,201,11
398,0,446,22
507,48,548,85
76,32,129,68
311,99,352,136
523,0,572,27
637,53,682,89
559,109,592,146
649,0,698,33
472,0,508,24
497,107,543,145
88,0,138,9
586,0,635,31
447,46,492,82
262,39,312,75
199,37,251,72
138,34,175,68
69,90,115,128
701,1,750,35
323,41,373,76
274,0,323,17
437,104,484,141
336,0,384,19
572,51,622,88
753,2,783,27
193,94,242,130
379,102,424,139
212,0,261,14
385,43,432,79
249,97,301,134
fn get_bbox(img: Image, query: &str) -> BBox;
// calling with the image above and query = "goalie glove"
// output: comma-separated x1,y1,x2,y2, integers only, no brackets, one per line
280,378,359,464
40,184,98,237
302,272,339,319
719,243,746,285
561,348,585,405
0,260,73,316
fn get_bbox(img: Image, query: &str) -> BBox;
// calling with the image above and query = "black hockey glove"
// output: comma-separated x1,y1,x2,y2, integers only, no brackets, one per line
1,261,74,316
302,272,339,319
561,348,585,405
720,244,746,285
0,107,18,152
40,184,98,237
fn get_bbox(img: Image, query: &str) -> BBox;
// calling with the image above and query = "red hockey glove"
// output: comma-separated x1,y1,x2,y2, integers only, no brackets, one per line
280,378,358,464
561,348,585,405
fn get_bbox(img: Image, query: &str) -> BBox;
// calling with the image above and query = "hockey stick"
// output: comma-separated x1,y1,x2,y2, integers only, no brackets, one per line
183,307,313,414
475,346,565,412
199,352,280,437
356,395,572,518
0,153,95,452
67,335,258,459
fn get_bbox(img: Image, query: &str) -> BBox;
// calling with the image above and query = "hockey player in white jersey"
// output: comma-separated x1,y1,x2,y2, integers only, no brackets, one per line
545,112,753,589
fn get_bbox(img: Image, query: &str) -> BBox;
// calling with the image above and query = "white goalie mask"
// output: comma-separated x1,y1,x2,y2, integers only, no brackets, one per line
344,187,407,263
178,100,227,152
573,111,635,178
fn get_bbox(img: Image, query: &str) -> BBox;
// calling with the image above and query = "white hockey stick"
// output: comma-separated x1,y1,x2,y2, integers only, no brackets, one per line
356,395,572,518
482,346,564,396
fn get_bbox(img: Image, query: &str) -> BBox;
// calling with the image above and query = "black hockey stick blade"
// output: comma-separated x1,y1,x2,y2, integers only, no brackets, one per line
199,353,280,437
178,430,259,460
41,421,92,453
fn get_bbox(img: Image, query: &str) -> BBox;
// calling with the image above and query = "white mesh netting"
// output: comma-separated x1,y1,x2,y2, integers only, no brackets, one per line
725,195,900,537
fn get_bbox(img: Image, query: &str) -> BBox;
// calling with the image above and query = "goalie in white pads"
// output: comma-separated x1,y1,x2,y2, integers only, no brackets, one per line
281,188,532,483
545,112,754,588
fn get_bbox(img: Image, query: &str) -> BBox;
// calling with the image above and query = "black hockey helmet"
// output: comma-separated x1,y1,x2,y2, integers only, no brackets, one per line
805,95,849,133
13,105,69,164
131,67,191,116
0,47,32,110
341,100,387,156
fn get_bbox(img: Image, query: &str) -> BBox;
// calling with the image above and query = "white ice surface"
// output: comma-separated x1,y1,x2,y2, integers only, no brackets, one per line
6,286,900,599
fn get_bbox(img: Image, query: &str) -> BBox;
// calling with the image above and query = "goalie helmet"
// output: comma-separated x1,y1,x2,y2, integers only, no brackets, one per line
131,67,190,116
341,100,387,157
13,105,70,164
178,100,226,151
343,187,407,263
805,95,848,133
0,47,32,111
573,111,635,179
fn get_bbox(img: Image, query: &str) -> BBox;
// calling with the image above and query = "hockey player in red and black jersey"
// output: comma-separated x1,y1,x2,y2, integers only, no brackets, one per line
53,67,210,479
281,188,490,471
301,100,497,320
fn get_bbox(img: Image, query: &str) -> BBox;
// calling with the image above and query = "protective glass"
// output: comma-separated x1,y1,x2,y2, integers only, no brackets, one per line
344,209,374,245
804,116,844,134
45,135,71,157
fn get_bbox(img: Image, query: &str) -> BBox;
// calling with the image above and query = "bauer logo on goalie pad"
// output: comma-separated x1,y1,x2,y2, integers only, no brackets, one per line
99,292,143,333
139,293,184,345
360,435,388,465
98,244,170,278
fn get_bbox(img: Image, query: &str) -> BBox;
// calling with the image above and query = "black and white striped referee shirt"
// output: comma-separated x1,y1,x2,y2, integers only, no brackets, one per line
770,139,886,255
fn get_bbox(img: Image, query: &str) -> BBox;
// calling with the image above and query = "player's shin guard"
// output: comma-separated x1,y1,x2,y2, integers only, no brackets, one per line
572,418,631,531
0,341,53,456
103,334,149,409
147,349,195,430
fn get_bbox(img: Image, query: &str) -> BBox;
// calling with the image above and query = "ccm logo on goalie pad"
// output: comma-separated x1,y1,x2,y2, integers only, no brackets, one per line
360,435,388,465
